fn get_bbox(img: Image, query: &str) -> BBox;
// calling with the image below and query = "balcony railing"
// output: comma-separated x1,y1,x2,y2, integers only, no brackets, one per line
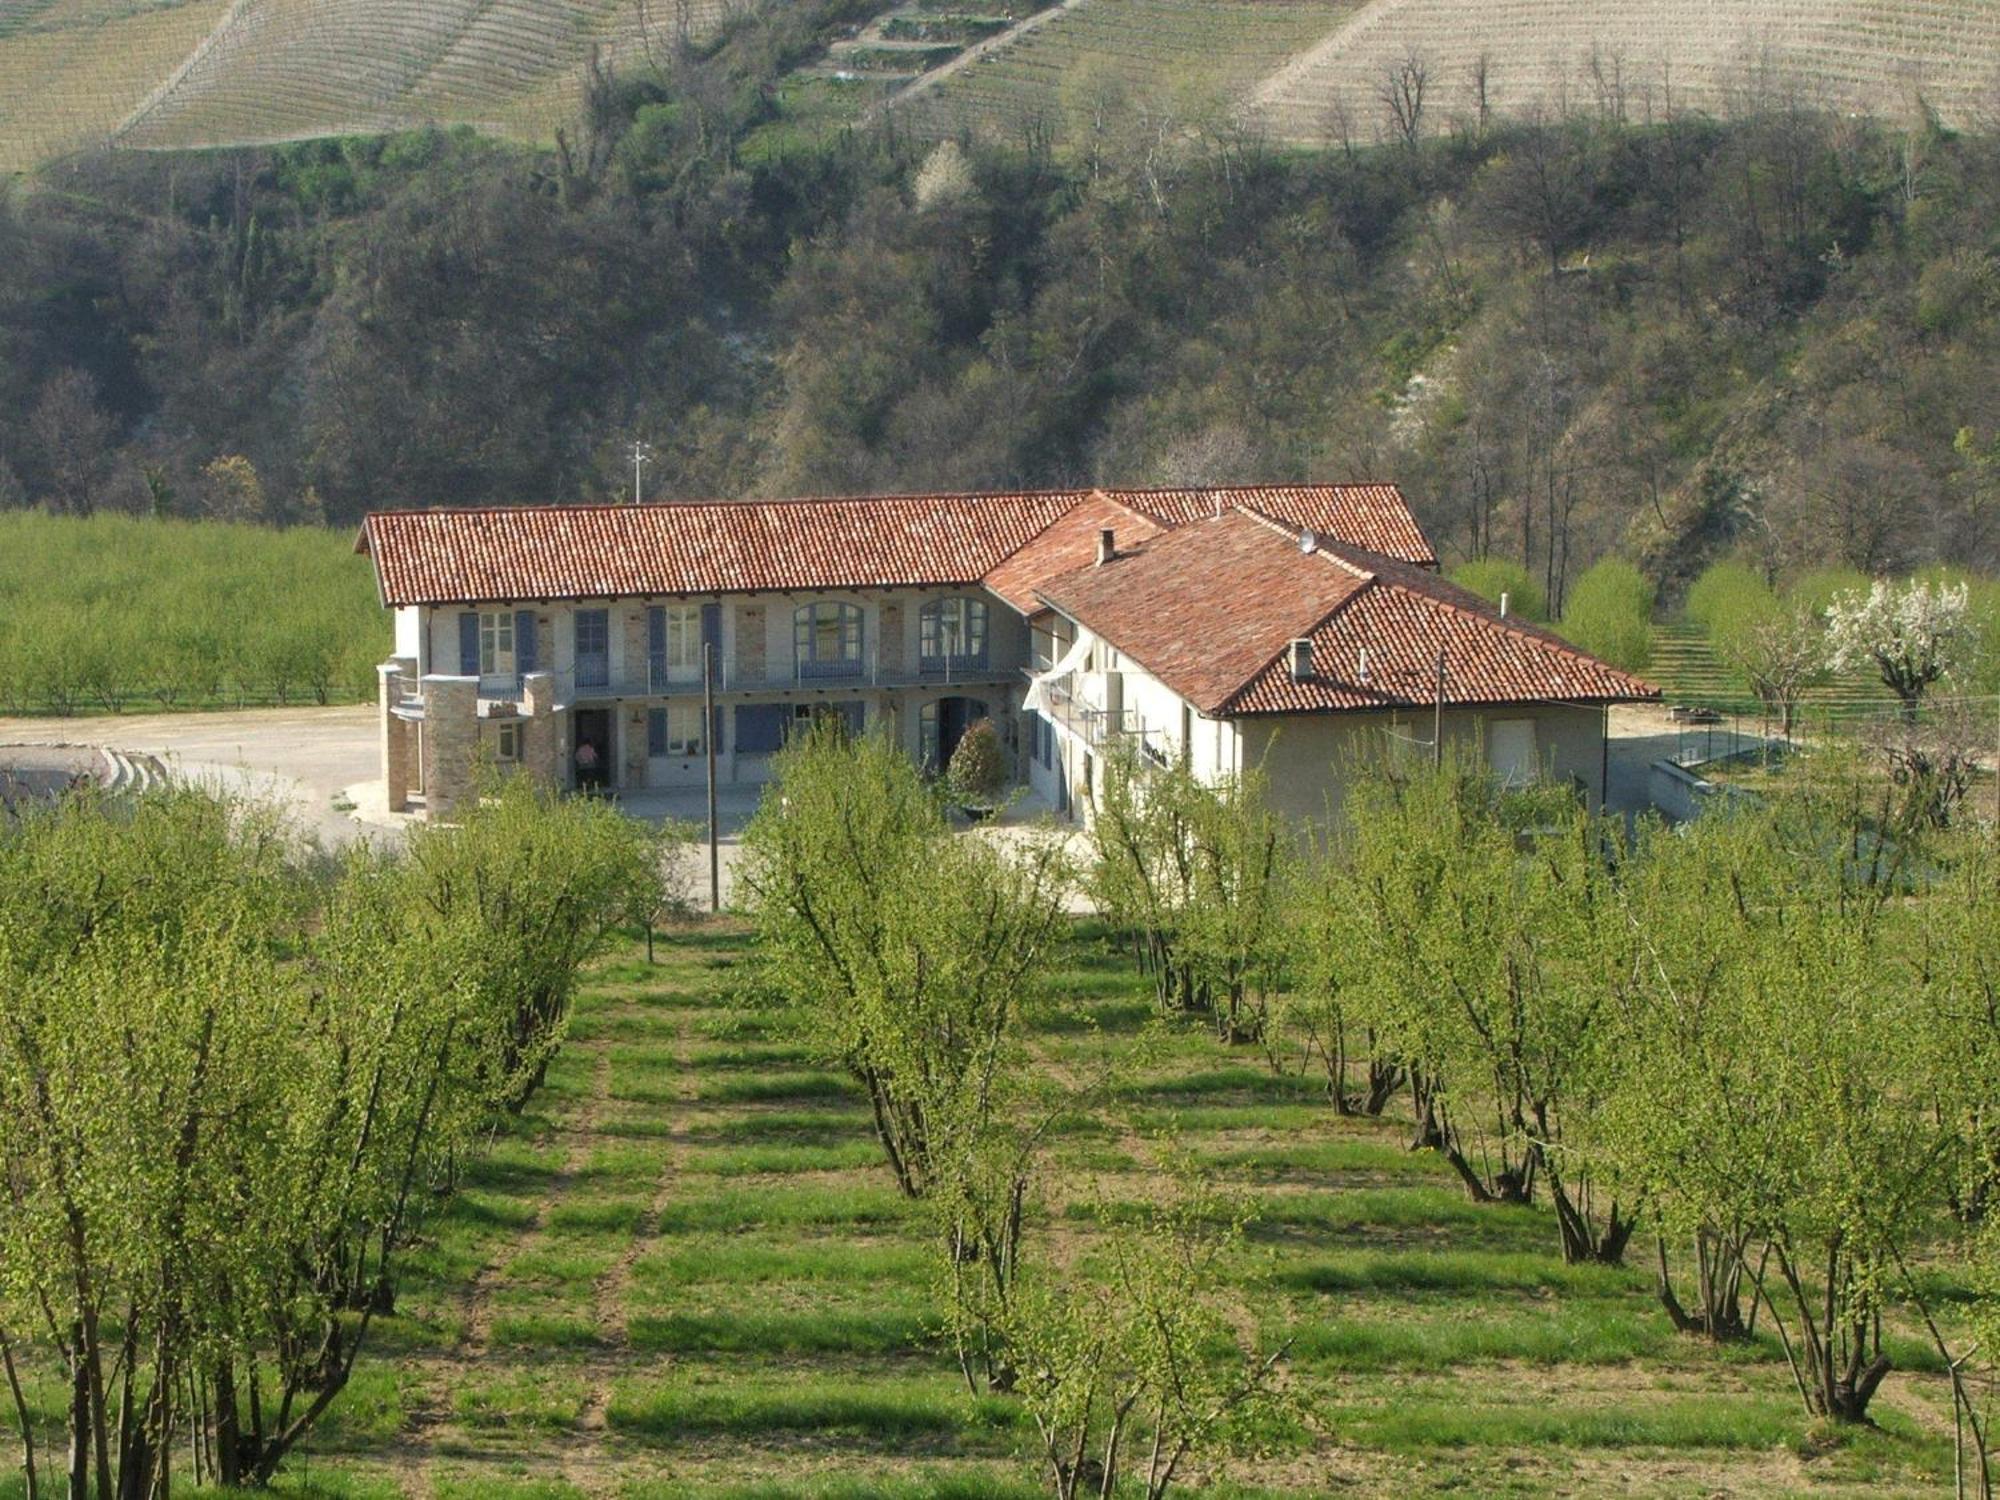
1042,677,1169,759
451,656,1016,705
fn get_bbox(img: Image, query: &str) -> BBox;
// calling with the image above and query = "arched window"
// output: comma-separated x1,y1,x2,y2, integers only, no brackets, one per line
794,602,863,678
919,597,988,673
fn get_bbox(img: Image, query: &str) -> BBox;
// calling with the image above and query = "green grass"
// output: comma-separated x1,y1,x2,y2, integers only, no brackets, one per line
169,925,1962,1498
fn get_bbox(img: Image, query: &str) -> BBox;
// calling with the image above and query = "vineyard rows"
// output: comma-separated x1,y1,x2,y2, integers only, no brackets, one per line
1247,0,2000,142
901,0,1352,141
0,0,229,170
0,0,727,170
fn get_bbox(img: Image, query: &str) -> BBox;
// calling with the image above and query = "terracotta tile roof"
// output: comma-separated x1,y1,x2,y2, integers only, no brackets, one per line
358,484,1436,606
359,492,1083,606
980,493,1165,612
1037,512,1374,714
1037,511,1656,716
1116,484,1437,566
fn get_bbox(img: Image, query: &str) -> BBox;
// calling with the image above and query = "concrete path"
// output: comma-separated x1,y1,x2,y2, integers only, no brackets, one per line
0,706,382,847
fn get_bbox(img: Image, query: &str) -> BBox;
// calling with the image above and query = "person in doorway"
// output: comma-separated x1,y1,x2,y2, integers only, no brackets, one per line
574,738,599,787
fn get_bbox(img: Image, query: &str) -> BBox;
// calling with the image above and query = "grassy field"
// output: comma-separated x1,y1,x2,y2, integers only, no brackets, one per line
156,920,1967,1499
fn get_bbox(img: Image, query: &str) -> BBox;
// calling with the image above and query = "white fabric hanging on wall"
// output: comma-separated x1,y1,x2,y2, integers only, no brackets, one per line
1021,631,1092,715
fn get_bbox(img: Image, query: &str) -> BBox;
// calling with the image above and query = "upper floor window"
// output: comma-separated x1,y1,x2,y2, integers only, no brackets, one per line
920,598,988,670
575,609,610,687
479,610,514,676
650,604,703,680
794,602,863,678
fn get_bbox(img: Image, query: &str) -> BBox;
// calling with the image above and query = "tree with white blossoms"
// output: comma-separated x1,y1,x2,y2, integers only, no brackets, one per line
1824,577,1969,721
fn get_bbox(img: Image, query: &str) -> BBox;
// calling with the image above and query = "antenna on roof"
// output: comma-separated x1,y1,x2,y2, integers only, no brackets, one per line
1299,528,1318,555
630,440,654,506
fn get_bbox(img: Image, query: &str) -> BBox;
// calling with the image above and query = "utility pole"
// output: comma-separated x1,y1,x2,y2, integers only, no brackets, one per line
1433,649,1447,769
704,640,719,914
630,440,654,506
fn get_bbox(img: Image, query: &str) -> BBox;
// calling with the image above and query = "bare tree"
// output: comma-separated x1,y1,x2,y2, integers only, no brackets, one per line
27,369,113,517
1377,51,1429,154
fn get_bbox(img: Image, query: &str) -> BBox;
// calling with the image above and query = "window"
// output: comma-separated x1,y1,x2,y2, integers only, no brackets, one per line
479,610,515,676
650,604,703,681
495,724,520,762
647,703,704,757
794,602,863,678
793,701,865,739
920,597,988,670
574,609,610,687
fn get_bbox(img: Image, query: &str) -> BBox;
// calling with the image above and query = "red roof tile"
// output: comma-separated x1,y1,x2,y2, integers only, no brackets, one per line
1037,512,1655,716
980,493,1165,612
1037,513,1374,714
1118,484,1437,566
358,484,1436,607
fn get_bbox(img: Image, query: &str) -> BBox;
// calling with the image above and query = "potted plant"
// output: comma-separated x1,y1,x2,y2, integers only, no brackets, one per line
944,718,1008,820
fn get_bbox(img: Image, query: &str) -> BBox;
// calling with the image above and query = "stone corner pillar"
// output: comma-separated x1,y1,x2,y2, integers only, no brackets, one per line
520,672,563,789
419,674,479,821
377,662,411,814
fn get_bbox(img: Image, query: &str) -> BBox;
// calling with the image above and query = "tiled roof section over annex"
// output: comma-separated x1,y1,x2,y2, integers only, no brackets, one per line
1035,511,1374,715
1119,484,1438,568
360,492,1086,606
358,484,1437,607
1226,539,1658,715
1036,511,1655,717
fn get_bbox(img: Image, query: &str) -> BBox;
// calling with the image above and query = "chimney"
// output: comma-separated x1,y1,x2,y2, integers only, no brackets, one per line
1097,528,1116,566
1499,591,1511,619
1289,638,1314,681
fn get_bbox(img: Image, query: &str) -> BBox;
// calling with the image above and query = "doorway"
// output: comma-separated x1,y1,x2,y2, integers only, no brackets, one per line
921,696,989,773
573,708,613,791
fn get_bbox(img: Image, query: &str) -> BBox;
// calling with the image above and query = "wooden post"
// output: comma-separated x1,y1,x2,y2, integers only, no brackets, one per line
705,642,720,914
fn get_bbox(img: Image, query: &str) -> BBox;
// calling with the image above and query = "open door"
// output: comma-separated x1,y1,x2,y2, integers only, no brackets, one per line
573,708,613,791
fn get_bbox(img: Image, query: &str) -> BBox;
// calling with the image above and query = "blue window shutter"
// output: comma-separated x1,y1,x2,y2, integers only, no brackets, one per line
735,704,786,754
516,611,537,673
712,704,723,750
647,708,667,756
701,602,722,660
843,702,866,737
458,612,479,675
648,607,666,668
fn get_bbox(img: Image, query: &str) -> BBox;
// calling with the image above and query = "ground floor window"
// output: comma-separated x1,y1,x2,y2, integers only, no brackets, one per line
648,703,705,757
494,723,520,762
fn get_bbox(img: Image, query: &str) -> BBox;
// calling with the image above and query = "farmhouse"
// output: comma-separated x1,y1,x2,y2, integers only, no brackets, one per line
357,485,1655,820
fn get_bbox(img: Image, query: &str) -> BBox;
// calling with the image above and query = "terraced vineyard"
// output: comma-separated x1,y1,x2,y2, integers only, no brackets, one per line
899,0,1357,142
0,0,728,169
0,0,232,171
115,0,728,153
1246,0,2000,143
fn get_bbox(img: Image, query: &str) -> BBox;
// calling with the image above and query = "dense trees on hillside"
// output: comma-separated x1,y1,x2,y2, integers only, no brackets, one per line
3,1,2000,597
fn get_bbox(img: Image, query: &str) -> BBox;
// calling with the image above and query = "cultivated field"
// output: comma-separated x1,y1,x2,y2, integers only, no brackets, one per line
0,0,725,169
901,0,1354,143
1243,0,2000,142
0,0,231,170
256,923,1965,1498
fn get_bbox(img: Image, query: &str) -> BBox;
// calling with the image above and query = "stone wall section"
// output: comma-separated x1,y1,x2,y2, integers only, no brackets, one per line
420,675,478,819
879,603,903,675
737,603,766,685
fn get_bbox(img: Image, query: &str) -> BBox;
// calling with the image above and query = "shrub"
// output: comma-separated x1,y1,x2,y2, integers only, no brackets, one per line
1448,558,1547,622
1559,558,1655,671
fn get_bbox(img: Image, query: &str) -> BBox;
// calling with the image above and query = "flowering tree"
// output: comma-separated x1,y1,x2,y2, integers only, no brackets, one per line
1825,578,1969,720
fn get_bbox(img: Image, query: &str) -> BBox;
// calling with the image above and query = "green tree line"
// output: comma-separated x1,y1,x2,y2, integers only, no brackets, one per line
0,512,385,713
3,0,2000,599
0,777,668,1498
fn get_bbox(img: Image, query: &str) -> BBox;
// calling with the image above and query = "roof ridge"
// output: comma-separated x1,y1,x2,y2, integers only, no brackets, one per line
360,489,1093,522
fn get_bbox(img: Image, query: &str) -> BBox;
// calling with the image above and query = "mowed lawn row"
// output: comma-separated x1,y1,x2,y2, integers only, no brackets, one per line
285,923,1961,1498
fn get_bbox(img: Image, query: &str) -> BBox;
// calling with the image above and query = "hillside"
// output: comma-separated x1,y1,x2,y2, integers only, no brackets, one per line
0,0,726,170
1245,0,2000,144
890,0,2000,143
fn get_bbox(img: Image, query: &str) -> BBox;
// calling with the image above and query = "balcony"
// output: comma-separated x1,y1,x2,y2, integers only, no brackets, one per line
460,655,1019,707
1041,677,1170,762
